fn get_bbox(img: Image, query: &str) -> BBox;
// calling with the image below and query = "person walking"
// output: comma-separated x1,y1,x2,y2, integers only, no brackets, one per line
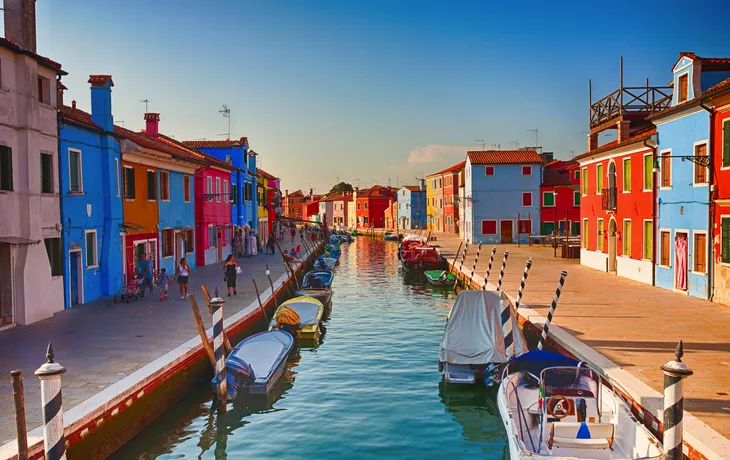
266,233,276,255
290,225,296,243
223,254,240,296
158,268,170,301
136,253,154,297
176,257,191,299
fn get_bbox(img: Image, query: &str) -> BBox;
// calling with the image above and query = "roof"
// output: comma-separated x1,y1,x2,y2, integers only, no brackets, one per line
672,52,730,70
703,77,730,99
358,185,398,198
182,137,248,149
60,105,102,131
437,160,466,175
467,150,543,165
158,134,235,171
401,185,423,192
287,190,304,196
257,168,277,180
0,37,66,74
542,169,573,187
572,126,656,162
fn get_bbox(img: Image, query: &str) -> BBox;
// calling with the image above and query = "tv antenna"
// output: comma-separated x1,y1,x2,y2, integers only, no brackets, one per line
475,139,485,150
490,143,500,150
140,99,150,112
218,104,231,139
527,129,538,147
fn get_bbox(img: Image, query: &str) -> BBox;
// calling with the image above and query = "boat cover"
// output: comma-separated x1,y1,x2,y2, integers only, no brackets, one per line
439,290,528,365
402,234,424,242
228,330,293,382
279,297,323,326
508,350,579,377
302,270,333,289
275,306,301,326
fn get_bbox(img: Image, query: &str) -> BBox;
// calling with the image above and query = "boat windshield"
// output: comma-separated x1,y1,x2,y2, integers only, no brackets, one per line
540,367,599,399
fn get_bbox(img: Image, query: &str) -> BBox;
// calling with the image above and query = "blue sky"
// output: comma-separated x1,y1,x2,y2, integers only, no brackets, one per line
17,0,730,192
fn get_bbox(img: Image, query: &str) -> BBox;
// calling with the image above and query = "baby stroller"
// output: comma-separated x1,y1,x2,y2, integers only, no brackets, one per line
114,277,141,303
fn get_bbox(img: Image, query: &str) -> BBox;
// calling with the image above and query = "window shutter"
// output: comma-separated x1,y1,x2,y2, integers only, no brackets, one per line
0,145,13,191
722,218,730,264
644,155,653,190
723,121,730,168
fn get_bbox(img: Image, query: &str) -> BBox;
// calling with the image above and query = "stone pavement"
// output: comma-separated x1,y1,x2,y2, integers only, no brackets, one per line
430,231,730,438
0,239,303,444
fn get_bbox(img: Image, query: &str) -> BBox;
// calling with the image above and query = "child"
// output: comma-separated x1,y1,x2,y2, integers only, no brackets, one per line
176,258,191,299
158,268,170,301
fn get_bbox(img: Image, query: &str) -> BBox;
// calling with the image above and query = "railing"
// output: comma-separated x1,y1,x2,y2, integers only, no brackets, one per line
590,86,672,128
601,187,617,211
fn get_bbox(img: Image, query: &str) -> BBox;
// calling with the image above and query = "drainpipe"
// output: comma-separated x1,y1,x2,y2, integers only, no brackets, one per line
700,100,714,301
644,136,658,287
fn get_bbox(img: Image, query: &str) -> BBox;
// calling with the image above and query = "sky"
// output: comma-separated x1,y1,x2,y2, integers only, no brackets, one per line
8,0,730,193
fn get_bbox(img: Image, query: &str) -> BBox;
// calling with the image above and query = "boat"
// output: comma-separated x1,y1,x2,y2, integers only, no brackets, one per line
424,269,457,287
384,232,400,241
295,269,334,304
216,330,294,399
401,245,447,271
269,296,325,344
314,256,337,270
438,290,527,385
397,234,426,260
497,350,664,459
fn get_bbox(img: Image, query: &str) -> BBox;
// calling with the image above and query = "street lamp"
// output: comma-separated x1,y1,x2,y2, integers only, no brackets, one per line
652,153,710,173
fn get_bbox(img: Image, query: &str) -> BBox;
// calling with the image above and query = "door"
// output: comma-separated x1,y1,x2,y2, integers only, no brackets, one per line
148,239,158,273
608,219,617,273
675,233,688,290
500,220,513,244
69,251,82,306
174,231,183,264
217,227,223,261
0,244,13,324
131,241,145,281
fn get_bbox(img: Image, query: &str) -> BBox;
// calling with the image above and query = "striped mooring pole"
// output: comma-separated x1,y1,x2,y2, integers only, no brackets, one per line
496,250,509,292
514,258,533,309
467,243,482,289
500,293,516,359
453,241,469,288
482,246,497,289
211,288,228,406
661,341,693,460
537,270,567,350
34,343,66,460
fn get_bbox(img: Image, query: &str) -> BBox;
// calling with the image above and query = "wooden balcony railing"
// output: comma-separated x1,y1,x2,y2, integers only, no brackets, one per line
590,86,672,128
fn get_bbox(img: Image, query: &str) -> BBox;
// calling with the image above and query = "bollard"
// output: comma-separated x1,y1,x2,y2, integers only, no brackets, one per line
496,250,509,292
11,370,28,460
453,241,469,288
35,343,66,460
661,341,693,460
210,288,228,406
482,246,497,289
467,243,482,289
537,270,567,350
499,293,516,359
514,258,532,309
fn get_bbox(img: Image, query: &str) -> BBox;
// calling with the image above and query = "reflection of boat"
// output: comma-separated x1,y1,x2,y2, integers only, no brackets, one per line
439,290,527,385
498,350,664,459
314,256,337,270
401,246,447,271
269,296,325,344
295,269,334,304
438,381,505,444
424,270,456,287
218,330,294,399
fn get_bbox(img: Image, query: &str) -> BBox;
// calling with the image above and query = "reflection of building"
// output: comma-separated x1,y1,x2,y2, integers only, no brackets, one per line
438,381,504,444
397,185,426,229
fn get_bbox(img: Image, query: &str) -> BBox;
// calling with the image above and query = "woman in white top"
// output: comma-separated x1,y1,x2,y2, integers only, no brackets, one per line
176,257,191,299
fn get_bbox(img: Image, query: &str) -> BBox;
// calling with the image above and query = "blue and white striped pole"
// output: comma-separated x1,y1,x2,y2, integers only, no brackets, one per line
661,341,693,460
500,294,516,359
482,246,497,290
537,271,567,350
496,250,509,292
453,241,469,288
211,288,228,405
467,243,482,289
35,343,66,460
514,258,532,310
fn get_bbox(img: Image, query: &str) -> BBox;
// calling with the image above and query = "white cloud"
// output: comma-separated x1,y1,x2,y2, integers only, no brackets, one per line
407,144,469,164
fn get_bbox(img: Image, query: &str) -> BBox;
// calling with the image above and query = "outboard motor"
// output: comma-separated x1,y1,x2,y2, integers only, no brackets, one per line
223,356,255,400
576,398,587,422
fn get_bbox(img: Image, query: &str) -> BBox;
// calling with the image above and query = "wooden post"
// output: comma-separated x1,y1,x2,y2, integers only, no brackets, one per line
274,238,300,290
252,279,270,325
200,285,232,354
446,241,463,278
210,289,228,406
188,294,216,370
11,370,28,460
266,264,280,309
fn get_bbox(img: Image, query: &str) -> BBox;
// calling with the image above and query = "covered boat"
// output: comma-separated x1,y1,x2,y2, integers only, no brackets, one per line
498,350,664,459
401,245,447,271
397,234,425,260
439,290,527,385
295,269,334,304
424,269,457,287
314,256,337,270
217,330,294,399
269,296,325,344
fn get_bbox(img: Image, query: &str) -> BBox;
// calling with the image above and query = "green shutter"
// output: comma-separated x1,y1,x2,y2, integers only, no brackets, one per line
623,159,631,192
542,222,554,235
722,218,730,264
86,232,95,266
723,121,730,168
70,152,80,192
644,154,653,190
543,192,555,206
644,221,653,260
573,191,580,206
0,145,13,191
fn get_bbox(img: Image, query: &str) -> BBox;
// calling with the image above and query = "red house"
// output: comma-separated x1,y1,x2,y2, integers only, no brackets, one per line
356,185,396,228
302,195,322,222
441,161,465,234
193,156,236,266
540,160,581,235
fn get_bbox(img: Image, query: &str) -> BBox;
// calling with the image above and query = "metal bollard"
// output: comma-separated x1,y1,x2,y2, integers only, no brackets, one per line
514,258,532,309
211,288,228,406
661,341,693,460
496,250,509,292
35,343,66,460
482,246,497,290
537,270,567,350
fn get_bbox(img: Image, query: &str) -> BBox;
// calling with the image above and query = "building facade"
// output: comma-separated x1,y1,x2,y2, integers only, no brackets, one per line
284,189,305,221
397,185,426,229
347,191,357,229
332,193,351,229
195,158,235,266
540,160,581,236
426,173,444,231
441,161,465,234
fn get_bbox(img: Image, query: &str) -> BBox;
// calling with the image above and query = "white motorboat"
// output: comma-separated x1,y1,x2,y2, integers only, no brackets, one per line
497,350,664,459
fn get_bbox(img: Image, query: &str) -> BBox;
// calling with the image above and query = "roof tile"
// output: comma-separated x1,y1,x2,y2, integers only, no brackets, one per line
467,150,543,165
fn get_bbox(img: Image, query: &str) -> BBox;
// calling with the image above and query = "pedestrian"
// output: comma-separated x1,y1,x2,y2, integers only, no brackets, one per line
267,233,276,255
223,254,240,296
176,257,191,299
290,225,296,243
158,268,170,301
136,253,154,297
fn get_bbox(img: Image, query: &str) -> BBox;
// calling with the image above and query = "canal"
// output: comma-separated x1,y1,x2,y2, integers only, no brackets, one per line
112,238,507,459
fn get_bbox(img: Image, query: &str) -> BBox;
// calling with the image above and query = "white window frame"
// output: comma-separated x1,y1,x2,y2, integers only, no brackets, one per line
542,191,555,207
68,148,83,194
162,227,174,259
485,166,495,176
517,218,532,235
642,152,653,192
160,170,170,202
521,192,532,208
691,229,708,275
481,219,497,236
207,176,213,197
84,229,98,269
573,190,580,207
595,163,604,195
216,177,221,202
115,158,120,197
692,140,709,187
522,165,532,176
208,224,216,248
659,149,672,190
642,219,653,261
658,228,672,268
622,218,632,257
147,169,156,202
677,71,690,103
224,180,229,203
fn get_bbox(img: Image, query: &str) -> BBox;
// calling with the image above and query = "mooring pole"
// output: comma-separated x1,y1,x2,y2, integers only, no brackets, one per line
11,370,28,460
500,292,516,359
266,264,279,309
496,250,509,292
514,258,533,310
467,243,483,289
188,294,216,370
35,343,66,460
453,241,470,288
482,246,497,289
446,241,463,278
210,289,228,407
661,341,693,460
252,279,270,325
537,270,568,350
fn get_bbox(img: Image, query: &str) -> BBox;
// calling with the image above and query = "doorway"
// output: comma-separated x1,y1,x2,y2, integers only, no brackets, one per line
608,161,616,190
608,218,617,273
0,243,13,324
174,231,183,265
217,227,223,261
675,232,688,290
500,220,513,244
69,250,83,306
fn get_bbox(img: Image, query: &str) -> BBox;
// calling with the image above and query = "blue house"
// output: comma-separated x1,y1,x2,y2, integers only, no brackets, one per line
397,185,426,229
463,150,543,244
650,53,730,299
58,75,123,307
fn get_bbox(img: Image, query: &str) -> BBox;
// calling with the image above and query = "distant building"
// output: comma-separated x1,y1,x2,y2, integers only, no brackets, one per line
356,185,396,228
539,160,580,236
397,185,426,229
332,193,352,229
347,190,358,229
441,161,465,234
284,189,305,221
426,171,444,231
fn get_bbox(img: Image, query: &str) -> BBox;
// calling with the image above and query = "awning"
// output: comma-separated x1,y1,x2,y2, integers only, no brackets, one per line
0,236,41,247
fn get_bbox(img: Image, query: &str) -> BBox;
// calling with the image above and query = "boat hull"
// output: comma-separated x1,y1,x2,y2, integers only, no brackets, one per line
294,288,332,305
424,270,456,287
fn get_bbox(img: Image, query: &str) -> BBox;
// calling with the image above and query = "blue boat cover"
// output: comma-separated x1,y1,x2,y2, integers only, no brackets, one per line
302,270,333,289
508,350,579,376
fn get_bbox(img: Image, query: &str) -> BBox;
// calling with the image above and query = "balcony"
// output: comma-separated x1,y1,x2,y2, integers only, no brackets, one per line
590,86,671,130
601,187,617,211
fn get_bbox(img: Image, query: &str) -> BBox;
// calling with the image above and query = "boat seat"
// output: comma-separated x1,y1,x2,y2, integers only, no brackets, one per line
548,422,614,450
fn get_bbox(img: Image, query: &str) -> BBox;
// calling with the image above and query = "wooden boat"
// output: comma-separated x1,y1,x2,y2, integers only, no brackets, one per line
295,269,334,304
269,296,325,344
424,270,457,287
314,256,337,270
498,350,664,459
384,232,400,241
401,245,447,271
217,330,294,399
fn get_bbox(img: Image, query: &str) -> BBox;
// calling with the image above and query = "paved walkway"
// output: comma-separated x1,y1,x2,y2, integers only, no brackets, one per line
428,231,730,438
0,239,304,444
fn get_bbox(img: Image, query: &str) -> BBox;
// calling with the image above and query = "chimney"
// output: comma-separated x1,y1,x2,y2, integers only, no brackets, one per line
617,120,631,142
88,75,114,132
540,152,554,163
3,0,37,53
309,188,313,197
57,81,67,108
285,189,289,196
588,132,599,151
144,113,160,138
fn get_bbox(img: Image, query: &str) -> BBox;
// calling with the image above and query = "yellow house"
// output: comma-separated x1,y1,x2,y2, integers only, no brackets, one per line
426,174,436,230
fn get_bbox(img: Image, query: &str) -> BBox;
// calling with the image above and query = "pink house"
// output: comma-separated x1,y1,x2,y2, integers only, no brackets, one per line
332,193,352,229
194,158,236,266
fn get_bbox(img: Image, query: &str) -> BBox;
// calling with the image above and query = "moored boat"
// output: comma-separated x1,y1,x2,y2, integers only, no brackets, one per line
269,296,325,344
384,232,400,241
424,269,457,287
314,256,337,270
401,245,447,271
295,269,334,304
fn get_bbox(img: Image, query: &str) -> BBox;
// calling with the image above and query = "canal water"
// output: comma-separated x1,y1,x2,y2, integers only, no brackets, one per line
113,238,507,459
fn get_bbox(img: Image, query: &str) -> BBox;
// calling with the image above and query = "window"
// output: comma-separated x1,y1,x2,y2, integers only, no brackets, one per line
694,233,707,273
231,183,237,205
485,166,495,176
644,220,653,260
208,225,217,248
481,220,497,235
85,231,98,267
44,238,63,276
215,178,221,202
160,171,170,201
573,191,580,207
574,170,580,180
224,180,229,202
115,158,120,197
581,168,587,195
37,75,51,104
185,228,195,253
69,149,82,193
596,164,603,194
660,231,671,266
147,170,157,200
724,120,730,168
0,145,12,191
522,192,532,207
363,217,369,224
225,154,232,164
582,219,588,248
542,222,554,235
123,166,135,199
357,202,361,210
678,73,688,103
660,151,671,187
365,202,368,210
518,219,531,234
184,175,191,202
543,191,555,207
597,219,604,251
622,220,631,257
572,221,580,236
522,166,532,175
162,229,174,257
622,158,631,192
40,153,53,194
643,154,653,190
721,217,730,264
694,143,708,184
207,176,213,198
